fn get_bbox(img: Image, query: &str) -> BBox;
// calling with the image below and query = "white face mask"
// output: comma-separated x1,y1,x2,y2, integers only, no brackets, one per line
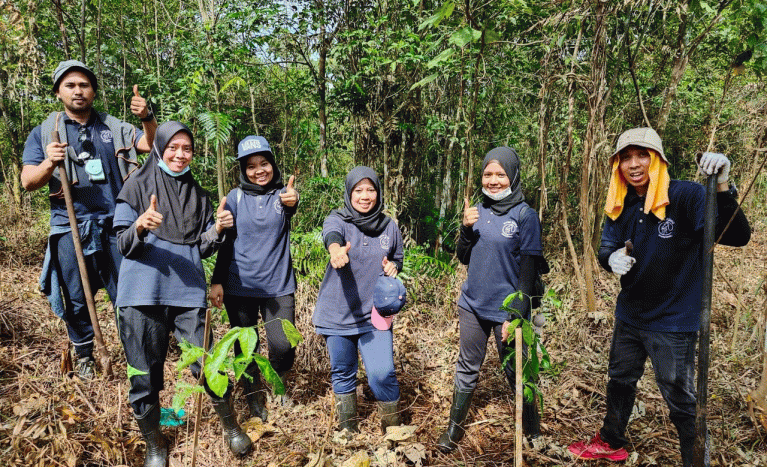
482,186,512,201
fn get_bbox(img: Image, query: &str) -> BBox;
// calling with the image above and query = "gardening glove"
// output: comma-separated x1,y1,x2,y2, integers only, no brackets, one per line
608,247,635,276
698,152,730,184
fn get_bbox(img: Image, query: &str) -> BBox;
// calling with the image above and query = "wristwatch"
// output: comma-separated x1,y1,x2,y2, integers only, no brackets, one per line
141,111,155,122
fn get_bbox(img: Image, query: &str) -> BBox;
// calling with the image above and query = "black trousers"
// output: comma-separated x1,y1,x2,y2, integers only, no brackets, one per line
119,305,209,417
223,294,296,376
600,319,697,467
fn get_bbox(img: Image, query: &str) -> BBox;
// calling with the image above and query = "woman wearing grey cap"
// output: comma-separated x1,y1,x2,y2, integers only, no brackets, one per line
209,135,299,421
437,146,545,452
312,166,404,434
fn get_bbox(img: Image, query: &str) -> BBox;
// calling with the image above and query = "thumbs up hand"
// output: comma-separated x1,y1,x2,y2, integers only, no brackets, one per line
382,256,398,277
136,194,164,234
329,241,352,269
279,175,298,207
130,85,152,120
462,197,479,227
215,196,233,234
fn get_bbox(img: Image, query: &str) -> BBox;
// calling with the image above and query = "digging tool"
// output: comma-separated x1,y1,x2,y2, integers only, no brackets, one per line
515,326,523,467
693,157,717,467
50,130,112,377
190,306,212,467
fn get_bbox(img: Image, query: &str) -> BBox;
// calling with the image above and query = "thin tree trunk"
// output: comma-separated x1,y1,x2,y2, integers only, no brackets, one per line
536,82,549,218
79,0,87,62
52,0,72,58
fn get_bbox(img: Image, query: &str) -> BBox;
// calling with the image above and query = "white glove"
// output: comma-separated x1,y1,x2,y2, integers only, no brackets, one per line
608,248,636,276
698,152,730,184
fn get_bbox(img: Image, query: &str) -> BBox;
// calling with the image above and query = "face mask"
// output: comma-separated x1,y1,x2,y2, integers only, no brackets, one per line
482,186,512,201
158,158,190,177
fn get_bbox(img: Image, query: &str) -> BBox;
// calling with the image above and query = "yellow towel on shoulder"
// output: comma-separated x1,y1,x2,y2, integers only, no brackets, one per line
604,149,670,221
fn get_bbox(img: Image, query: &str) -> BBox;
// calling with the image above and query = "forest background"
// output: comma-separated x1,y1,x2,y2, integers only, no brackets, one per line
1,0,767,466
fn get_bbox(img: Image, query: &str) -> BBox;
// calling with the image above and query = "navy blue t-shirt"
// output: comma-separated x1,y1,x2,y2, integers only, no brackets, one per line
313,215,404,335
22,113,142,226
458,202,543,323
600,180,707,332
212,187,297,297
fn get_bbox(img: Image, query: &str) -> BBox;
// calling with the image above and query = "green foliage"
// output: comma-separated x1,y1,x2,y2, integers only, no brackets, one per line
291,229,329,287
500,291,552,408
173,320,301,407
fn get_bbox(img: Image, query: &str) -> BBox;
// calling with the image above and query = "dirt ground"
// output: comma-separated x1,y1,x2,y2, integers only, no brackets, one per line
1,203,766,467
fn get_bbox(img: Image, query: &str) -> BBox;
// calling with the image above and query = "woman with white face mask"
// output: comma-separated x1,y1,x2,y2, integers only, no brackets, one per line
437,146,544,452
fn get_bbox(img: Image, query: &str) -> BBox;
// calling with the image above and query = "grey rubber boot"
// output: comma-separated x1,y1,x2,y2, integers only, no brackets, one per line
242,369,269,422
135,403,168,467
335,392,359,433
378,398,401,434
211,395,253,457
436,386,474,452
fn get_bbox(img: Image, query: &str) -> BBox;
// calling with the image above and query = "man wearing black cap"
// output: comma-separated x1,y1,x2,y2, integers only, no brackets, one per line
21,59,156,378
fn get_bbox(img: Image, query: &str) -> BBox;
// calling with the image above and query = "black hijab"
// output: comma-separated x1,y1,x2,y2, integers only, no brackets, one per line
481,146,525,215
117,121,214,245
330,166,391,236
238,149,284,196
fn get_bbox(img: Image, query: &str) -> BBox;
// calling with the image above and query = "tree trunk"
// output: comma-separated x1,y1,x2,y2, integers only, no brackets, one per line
52,0,72,58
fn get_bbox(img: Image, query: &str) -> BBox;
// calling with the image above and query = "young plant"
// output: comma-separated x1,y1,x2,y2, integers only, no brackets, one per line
500,290,552,410
173,319,303,411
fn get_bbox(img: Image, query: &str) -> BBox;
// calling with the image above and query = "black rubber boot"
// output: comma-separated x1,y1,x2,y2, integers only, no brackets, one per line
211,395,253,457
436,386,474,452
378,398,401,434
135,403,168,467
242,368,269,422
335,392,359,433
522,400,540,438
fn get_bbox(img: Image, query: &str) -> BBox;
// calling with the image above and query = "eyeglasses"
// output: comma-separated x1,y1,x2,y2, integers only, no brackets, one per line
77,126,95,161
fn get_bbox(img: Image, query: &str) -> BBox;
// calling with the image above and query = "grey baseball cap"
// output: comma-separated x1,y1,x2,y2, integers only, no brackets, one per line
609,127,667,165
52,60,98,93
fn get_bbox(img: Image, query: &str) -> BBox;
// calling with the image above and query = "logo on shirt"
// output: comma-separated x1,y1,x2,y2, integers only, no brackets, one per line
379,234,390,250
501,220,518,238
273,198,283,214
658,218,675,238
100,130,113,143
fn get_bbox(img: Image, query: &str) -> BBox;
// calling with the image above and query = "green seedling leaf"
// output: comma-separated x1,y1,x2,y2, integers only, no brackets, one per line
281,319,303,347
503,291,523,309
127,364,148,380
236,326,258,358
176,340,205,373
255,354,285,395
172,381,204,413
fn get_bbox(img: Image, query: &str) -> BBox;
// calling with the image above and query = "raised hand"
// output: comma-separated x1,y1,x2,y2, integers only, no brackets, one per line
462,197,479,227
382,256,398,277
130,85,151,120
279,175,298,207
136,194,163,234
209,283,224,309
329,242,351,269
215,196,233,233
608,246,636,276
698,152,730,184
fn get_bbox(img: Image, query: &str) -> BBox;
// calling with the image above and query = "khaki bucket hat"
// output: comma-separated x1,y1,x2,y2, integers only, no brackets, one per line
609,127,667,165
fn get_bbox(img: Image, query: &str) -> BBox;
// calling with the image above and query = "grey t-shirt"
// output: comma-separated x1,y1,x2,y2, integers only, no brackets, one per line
114,202,221,309
313,215,404,335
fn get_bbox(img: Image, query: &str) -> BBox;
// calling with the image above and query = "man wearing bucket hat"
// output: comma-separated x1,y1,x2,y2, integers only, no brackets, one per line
21,59,156,378
568,128,751,465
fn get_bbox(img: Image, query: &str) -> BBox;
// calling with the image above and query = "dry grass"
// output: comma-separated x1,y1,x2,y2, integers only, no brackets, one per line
1,196,766,466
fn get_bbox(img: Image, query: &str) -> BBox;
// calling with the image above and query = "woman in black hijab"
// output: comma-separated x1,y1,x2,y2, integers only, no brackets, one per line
113,121,252,465
312,166,405,434
437,147,545,451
